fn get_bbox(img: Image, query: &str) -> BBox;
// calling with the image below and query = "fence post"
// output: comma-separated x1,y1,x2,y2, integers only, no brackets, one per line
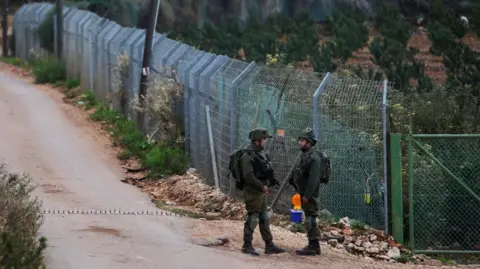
205,105,220,191
390,133,404,244
407,134,415,249
312,72,331,138
230,61,256,152
229,61,255,196
382,79,389,234
88,27,94,91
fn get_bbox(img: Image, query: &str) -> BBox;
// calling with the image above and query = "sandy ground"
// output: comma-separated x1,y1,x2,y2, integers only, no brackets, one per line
0,63,476,269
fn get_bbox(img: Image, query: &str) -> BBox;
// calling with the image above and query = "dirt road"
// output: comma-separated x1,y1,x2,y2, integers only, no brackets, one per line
0,71,279,269
0,68,468,269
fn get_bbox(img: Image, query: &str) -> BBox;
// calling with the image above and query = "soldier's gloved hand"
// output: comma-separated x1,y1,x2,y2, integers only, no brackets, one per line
263,185,270,193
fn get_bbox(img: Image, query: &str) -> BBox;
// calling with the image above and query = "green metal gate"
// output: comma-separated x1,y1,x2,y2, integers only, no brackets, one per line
390,134,480,254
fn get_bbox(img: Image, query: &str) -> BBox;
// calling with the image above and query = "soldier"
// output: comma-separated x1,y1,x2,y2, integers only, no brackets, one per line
289,128,322,256
240,128,285,256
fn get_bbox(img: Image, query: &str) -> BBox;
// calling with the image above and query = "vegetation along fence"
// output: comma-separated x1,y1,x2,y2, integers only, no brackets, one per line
390,134,480,254
13,3,389,230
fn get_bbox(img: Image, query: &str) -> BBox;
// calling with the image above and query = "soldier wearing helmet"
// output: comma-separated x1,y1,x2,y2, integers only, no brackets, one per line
289,128,322,256
240,128,285,256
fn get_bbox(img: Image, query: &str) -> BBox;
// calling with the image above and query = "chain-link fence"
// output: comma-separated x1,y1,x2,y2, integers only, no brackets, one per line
13,3,389,230
408,134,480,252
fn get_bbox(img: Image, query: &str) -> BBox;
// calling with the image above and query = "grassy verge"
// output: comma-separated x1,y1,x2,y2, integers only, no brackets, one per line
79,91,188,178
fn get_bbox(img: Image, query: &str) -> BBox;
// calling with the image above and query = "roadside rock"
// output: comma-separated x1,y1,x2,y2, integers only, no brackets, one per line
387,247,401,259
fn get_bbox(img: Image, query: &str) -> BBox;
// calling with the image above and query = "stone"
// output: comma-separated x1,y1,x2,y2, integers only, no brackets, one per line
367,246,380,254
355,239,363,246
345,236,355,243
339,217,351,228
330,230,341,236
346,243,355,252
343,227,353,235
377,255,391,260
192,237,229,247
362,241,373,248
380,241,389,252
354,246,365,252
369,234,378,242
328,239,338,247
387,247,401,258
336,244,345,250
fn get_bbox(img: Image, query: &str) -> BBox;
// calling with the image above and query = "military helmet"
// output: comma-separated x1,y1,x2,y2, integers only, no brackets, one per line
298,127,317,145
249,128,272,141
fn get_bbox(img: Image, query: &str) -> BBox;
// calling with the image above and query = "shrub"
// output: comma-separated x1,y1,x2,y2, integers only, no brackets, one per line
144,146,188,177
130,70,184,144
80,90,99,110
0,164,47,269
32,58,66,84
66,79,80,90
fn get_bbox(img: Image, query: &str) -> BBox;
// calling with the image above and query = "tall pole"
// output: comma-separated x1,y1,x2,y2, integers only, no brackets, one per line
2,0,9,57
56,0,63,60
138,0,160,132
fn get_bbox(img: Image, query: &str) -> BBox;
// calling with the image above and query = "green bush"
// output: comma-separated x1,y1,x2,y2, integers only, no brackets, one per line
0,164,47,269
144,146,188,177
65,79,81,89
32,59,66,84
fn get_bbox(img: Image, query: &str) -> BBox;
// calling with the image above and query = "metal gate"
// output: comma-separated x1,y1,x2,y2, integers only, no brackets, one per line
399,134,480,254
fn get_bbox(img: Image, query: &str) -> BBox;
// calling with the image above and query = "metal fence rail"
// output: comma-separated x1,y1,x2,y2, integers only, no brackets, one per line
13,3,388,229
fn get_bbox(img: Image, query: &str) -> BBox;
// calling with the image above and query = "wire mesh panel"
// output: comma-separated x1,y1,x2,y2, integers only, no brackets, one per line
409,135,480,252
210,59,252,194
240,66,325,211
316,76,386,229
196,56,230,187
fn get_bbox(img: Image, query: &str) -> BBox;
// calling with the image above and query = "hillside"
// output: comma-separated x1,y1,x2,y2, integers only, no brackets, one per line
345,26,480,84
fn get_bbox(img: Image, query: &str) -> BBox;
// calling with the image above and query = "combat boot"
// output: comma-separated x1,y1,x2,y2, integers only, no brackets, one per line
264,241,286,254
295,240,319,256
241,242,260,256
313,239,321,255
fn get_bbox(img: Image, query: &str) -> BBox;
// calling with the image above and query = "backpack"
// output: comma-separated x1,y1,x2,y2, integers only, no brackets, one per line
318,150,332,184
228,149,250,190
228,149,273,190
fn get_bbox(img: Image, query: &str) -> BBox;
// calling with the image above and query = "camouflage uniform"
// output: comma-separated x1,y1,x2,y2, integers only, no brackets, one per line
290,129,322,256
240,128,285,256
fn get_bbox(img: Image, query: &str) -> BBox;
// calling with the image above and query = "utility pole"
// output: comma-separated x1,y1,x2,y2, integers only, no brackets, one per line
138,0,160,132
56,0,63,60
2,0,9,57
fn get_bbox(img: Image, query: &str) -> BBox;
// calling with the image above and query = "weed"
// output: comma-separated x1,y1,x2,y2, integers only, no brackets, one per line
1,57,26,67
32,58,66,84
350,219,370,230
66,79,80,90
144,145,188,177
79,90,99,110
439,256,457,265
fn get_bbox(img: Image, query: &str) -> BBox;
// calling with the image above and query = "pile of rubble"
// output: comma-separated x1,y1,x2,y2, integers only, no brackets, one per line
125,169,430,263
320,217,406,261
130,169,247,220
